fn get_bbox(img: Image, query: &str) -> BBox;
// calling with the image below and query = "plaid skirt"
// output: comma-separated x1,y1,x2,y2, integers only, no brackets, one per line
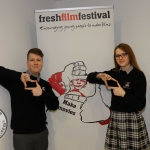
105,111,150,150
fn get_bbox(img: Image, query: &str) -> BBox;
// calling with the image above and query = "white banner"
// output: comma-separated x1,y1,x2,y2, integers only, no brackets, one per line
35,6,114,150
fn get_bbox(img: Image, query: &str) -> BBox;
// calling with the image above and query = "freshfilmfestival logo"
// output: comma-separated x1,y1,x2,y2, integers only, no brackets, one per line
39,11,110,22
0,109,7,138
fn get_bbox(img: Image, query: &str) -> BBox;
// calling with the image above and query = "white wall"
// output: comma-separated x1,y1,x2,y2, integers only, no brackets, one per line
0,0,56,149
56,0,150,138
1,0,150,149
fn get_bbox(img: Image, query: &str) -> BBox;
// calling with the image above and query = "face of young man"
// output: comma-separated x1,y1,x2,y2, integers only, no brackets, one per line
115,48,130,70
27,53,43,76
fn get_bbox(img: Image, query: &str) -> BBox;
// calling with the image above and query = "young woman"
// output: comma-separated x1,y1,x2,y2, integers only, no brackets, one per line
87,43,150,150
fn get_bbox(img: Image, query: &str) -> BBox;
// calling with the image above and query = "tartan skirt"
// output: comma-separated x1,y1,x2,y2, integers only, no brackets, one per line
105,111,150,150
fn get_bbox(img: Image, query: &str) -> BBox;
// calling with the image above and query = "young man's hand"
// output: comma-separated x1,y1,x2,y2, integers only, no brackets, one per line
21,73,36,88
25,81,42,96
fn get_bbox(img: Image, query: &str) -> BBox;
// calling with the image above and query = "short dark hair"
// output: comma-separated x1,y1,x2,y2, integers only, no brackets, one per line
27,48,44,60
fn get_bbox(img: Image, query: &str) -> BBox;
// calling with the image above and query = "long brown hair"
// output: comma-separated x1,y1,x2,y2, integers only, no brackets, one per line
113,43,142,71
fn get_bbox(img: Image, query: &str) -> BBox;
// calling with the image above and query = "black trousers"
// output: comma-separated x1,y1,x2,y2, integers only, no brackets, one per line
13,128,49,150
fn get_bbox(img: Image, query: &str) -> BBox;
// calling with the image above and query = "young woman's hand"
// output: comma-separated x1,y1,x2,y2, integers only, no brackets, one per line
96,73,117,87
108,81,125,97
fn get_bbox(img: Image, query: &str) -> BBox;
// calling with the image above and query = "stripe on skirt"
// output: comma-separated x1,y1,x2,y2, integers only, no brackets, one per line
105,111,150,150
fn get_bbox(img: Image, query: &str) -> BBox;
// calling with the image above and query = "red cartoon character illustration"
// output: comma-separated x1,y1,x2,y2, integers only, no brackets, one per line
48,61,110,125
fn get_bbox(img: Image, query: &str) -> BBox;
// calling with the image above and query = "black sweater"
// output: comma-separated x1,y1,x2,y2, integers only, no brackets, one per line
0,66,59,133
86,68,146,112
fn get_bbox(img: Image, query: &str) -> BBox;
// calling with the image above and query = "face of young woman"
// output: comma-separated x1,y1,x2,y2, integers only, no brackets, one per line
115,48,130,70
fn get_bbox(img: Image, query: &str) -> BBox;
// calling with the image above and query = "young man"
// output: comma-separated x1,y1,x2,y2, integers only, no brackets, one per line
0,48,59,150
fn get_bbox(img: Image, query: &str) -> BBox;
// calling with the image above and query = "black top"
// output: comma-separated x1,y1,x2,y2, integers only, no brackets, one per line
0,66,59,134
86,68,146,112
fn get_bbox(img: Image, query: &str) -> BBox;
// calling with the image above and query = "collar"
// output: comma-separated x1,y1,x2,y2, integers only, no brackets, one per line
119,65,133,74
26,70,40,81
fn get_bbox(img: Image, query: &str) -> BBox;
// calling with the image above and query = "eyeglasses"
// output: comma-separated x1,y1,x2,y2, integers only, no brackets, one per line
115,53,128,59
